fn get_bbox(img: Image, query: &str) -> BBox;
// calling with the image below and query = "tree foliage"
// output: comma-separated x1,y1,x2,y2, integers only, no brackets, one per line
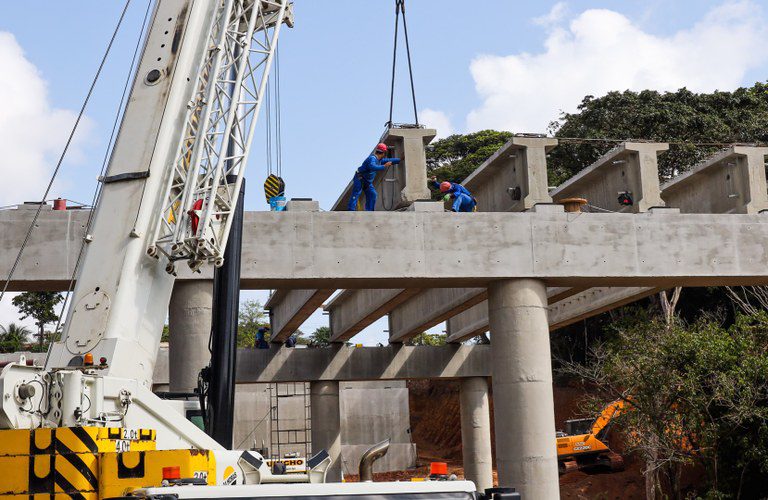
11,292,62,350
408,332,447,346
307,326,331,347
0,323,31,353
561,310,768,498
547,84,768,185
426,130,513,185
237,299,269,348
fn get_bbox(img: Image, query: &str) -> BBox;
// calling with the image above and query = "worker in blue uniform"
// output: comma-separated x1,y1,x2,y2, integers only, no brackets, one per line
429,176,477,212
347,142,401,211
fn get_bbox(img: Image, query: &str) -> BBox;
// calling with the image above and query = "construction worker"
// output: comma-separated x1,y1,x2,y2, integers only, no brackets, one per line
429,176,477,212
347,143,401,211
256,327,269,349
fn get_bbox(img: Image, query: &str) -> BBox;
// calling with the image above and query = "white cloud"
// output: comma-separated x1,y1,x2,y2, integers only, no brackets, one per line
0,32,91,207
420,108,454,139
466,0,768,133
0,32,91,329
533,2,568,27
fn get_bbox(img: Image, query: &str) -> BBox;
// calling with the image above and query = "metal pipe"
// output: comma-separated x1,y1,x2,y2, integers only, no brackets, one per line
358,438,390,482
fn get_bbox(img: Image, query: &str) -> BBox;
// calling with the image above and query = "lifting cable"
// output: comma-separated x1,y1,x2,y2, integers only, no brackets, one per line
51,0,154,342
0,0,134,307
387,0,419,128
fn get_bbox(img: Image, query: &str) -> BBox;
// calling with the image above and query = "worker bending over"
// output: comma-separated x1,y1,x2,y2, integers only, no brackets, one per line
347,143,401,211
430,176,477,212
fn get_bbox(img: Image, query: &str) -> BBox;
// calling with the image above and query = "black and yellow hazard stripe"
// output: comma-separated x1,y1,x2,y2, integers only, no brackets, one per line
264,174,285,202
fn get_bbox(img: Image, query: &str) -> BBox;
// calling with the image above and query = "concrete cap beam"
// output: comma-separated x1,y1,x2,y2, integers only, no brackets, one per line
235,344,491,383
550,142,669,213
661,146,768,214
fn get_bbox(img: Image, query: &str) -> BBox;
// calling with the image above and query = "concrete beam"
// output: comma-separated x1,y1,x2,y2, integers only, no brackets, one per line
332,127,436,211
661,146,768,214
551,142,669,213
463,134,558,212
235,345,491,383
548,286,661,330
325,288,421,343
388,288,486,343
5,209,768,290
445,287,586,343
266,289,335,342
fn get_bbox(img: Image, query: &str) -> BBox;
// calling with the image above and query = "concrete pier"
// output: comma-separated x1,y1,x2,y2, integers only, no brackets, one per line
311,380,343,482
488,279,559,499
168,280,213,392
460,377,493,493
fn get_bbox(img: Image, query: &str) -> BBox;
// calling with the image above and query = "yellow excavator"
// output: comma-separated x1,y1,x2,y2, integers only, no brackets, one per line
556,399,627,474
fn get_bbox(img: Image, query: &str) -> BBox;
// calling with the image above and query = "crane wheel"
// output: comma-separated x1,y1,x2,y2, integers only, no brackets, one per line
558,459,579,475
608,452,625,472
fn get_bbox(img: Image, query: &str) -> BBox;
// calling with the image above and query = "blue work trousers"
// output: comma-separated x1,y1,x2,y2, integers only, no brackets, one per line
453,193,476,212
347,174,377,211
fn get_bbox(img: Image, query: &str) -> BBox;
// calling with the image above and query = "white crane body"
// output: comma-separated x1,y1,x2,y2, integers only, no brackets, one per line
0,1,483,497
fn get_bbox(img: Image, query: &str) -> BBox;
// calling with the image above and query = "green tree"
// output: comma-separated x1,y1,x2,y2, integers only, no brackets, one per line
161,325,170,343
561,310,768,498
307,326,331,347
0,323,31,352
11,292,63,350
238,299,268,348
547,84,768,186
426,130,513,186
408,332,446,346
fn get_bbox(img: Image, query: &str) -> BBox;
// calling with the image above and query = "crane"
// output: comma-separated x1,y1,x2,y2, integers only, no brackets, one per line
0,1,482,497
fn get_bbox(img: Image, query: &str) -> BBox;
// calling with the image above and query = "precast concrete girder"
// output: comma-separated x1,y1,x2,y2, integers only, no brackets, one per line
387,287,487,343
266,288,335,342
661,146,768,214
325,288,421,343
551,142,669,213
462,134,557,213
445,286,584,343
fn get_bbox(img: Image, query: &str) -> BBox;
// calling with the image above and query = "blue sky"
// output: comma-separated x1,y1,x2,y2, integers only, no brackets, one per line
1,0,767,343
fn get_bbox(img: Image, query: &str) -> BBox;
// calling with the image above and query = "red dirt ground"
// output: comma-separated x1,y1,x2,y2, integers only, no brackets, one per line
346,380,649,498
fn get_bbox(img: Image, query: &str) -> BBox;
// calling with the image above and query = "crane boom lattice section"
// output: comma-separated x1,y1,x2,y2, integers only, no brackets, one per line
150,0,291,272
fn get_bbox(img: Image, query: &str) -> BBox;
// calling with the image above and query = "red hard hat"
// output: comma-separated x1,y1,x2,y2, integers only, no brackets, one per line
439,182,451,193
375,143,388,153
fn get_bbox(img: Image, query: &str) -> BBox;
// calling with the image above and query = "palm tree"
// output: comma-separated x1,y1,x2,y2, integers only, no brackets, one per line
0,323,31,352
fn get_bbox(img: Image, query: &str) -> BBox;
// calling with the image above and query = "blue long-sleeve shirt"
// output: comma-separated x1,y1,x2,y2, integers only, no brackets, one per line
430,180,475,211
356,155,400,183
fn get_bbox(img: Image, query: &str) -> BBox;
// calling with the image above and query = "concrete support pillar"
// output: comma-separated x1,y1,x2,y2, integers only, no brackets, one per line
488,279,559,499
311,380,342,482
168,280,213,392
460,377,494,493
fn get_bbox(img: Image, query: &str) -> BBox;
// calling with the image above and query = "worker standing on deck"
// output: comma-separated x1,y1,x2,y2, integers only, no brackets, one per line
347,143,401,211
429,176,477,212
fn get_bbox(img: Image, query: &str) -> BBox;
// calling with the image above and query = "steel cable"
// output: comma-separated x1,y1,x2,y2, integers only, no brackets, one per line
1,0,133,307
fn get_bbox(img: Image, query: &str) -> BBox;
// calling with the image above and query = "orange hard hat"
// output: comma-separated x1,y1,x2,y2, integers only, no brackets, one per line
439,182,451,193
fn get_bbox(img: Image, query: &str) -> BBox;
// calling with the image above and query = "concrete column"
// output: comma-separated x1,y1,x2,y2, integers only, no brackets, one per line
168,280,213,392
311,380,342,482
488,279,559,499
460,377,493,493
